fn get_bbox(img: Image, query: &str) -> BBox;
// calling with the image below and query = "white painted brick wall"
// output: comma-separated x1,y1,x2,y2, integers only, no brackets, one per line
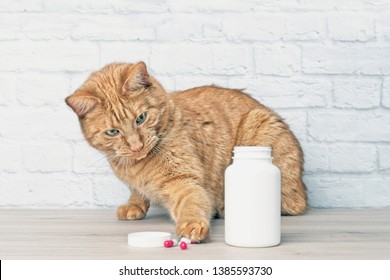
327,14,375,42
1,0,389,209
383,78,390,108
333,77,381,109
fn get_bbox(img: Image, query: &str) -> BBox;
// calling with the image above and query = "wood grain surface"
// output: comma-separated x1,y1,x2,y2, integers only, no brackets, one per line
1,208,389,259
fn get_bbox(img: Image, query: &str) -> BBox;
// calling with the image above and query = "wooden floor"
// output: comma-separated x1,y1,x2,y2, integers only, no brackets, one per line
0,208,389,260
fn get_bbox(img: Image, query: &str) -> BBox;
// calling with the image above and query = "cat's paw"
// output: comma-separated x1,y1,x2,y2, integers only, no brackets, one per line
116,204,146,220
176,220,210,242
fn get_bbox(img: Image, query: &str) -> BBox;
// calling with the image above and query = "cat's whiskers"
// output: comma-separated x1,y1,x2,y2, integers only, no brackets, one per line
115,155,132,180
158,137,181,141
121,156,130,179
83,153,117,170
151,144,171,163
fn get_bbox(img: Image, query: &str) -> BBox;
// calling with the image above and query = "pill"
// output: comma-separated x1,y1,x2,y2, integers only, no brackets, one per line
180,237,200,244
179,241,188,250
164,240,174,248
163,239,178,248
180,237,191,244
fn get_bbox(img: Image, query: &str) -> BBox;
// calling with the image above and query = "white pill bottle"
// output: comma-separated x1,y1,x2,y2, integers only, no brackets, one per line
224,146,281,247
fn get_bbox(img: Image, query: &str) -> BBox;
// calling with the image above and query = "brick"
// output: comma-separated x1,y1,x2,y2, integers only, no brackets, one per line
254,44,300,76
308,110,390,142
301,143,329,173
303,44,390,75
0,0,43,12
0,41,100,72
0,107,84,141
0,73,16,105
72,15,156,41
150,44,249,75
203,22,225,41
69,72,90,93
73,142,112,174
252,0,299,11
151,44,210,74
150,75,176,92
329,144,377,172
222,13,324,42
100,42,151,67
3,72,69,108
22,14,74,40
212,45,250,75
112,0,168,13
228,77,331,109
222,14,285,41
0,173,93,207
283,15,326,41
57,111,87,141
174,75,228,91
305,176,364,208
328,15,375,41
361,177,390,207
305,175,390,208
16,73,70,106
92,174,130,207
155,15,203,41
0,14,24,40
378,145,390,171
333,77,381,109
167,0,255,12
44,0,168,13
0,142,22,172
277,110,307,142
376,14,390,41
22,142,73,172
253,0,390,12
383,77,390,108
0,106,22,139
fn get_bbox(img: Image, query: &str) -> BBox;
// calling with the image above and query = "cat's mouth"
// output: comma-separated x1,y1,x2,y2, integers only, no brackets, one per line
119,138,158,161
114,151,148,163
131,151,149,161
118,149,149,161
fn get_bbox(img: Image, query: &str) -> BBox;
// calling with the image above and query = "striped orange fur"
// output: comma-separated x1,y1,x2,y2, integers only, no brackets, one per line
66,62,307,242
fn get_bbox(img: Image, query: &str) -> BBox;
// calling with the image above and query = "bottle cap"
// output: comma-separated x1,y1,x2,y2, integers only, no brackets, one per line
128,231,172,248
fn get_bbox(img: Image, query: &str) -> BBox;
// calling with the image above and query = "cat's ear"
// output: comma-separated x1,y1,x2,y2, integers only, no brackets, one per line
65,90,101,118
122,61,151,93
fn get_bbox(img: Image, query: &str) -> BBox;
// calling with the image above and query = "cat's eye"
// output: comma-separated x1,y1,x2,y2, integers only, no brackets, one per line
105,129,120,136
135,112,147,126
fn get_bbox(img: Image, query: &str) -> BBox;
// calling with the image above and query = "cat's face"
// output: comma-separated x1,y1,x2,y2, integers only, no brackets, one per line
66,62,168,161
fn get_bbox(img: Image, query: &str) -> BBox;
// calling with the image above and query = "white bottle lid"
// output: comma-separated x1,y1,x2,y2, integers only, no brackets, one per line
127,231,172,248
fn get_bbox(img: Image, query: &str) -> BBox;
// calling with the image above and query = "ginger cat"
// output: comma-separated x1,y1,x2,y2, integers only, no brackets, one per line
66,62,307,242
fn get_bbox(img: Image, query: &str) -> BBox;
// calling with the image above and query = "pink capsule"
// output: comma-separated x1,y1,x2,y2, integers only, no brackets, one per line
164,240,174,248
179,241,188,250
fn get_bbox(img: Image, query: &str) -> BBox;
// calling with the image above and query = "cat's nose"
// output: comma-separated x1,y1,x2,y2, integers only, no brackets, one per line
130,144,144,153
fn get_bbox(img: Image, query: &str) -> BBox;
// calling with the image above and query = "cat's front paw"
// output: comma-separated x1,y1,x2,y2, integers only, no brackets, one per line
116,204,146,220
176,220,210,242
